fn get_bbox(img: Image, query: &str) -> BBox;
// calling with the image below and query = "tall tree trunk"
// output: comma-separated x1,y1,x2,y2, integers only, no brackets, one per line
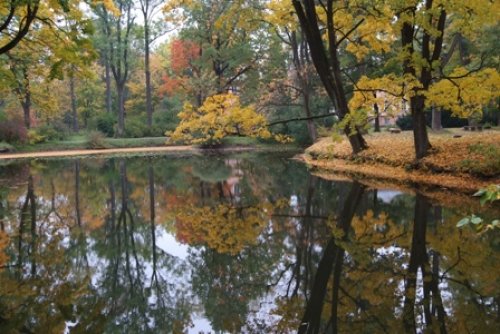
70,72,78,132
373,102,380,132
22,68,31,129
304,92,317,142
291,0,367,154
411,96,431,159
431,106,442,131
22,95,31,129
117,83,125,137
144,24,153,129
105,57,112,114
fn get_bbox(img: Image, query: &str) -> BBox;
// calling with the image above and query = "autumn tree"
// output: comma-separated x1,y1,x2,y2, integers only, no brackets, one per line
290,0,370,153
0,0,40,55
93,0,135,137
168,93,272,145
0,0,95,129
158,38,201,103
137,0,168,129
264,1,324,142
164,0,265,99
341,1,500,159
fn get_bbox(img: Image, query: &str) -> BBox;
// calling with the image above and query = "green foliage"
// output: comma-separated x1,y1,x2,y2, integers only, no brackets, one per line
37,123,68,141
396,115,413,131
461,143,500,176
457,185,500,233
0,142,15,152
124,116,149,138
27,129,47,145
474,184,500,206
93,113,115,137
86,130,107,149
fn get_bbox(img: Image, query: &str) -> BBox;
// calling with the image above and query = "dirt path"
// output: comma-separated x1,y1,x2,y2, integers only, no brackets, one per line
0,146,197,160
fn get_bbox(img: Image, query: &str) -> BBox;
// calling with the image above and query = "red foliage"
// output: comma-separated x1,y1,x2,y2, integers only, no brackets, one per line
170,39,200,74
0,117,27,143
159,39,200,97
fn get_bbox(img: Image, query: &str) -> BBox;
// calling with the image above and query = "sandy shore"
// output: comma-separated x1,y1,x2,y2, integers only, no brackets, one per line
0,146,197,160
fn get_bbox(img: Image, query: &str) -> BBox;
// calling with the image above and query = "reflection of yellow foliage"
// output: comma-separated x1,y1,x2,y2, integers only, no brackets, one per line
271,296,304,332
174,203,271,255
0,230,9,270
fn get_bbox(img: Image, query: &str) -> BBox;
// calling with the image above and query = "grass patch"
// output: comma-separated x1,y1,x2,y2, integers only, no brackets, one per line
221,136,260,146
105,137,167,148
14,136,168,152
460,143,500,177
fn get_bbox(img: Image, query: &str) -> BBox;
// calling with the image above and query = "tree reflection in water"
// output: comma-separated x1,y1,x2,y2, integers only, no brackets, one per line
0,153,497,333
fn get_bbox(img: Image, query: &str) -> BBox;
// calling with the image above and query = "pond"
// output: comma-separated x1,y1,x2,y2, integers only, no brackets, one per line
0,152,498,333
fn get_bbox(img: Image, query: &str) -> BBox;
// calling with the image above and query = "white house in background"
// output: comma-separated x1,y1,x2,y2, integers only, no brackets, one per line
370,91,410,127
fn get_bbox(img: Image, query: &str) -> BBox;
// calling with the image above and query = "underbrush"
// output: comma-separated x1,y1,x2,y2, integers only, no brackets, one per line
460,143,500,177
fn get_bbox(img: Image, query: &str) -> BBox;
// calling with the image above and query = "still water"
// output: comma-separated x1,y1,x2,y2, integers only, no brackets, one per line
0,152,498,333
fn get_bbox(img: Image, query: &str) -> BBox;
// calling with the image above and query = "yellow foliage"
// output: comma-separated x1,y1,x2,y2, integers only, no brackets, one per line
265,0,298,30
426,68,500,119
174,203,271,255
0,230,9,270
349,75,406,118
168,93,271,145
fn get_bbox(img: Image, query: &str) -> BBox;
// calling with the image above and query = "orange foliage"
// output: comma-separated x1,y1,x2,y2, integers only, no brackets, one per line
305,130,500,193
159,39,200,97
170,39,200,74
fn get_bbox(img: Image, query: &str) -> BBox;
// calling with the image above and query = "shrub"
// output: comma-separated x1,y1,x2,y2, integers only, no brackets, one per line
396,115,413,131
27,129,47,144
86,130,107,149
0,142,15,152
124,117,149,138
0,117,27,143
169,93,271,146
37,122,68,141
95,113,116,137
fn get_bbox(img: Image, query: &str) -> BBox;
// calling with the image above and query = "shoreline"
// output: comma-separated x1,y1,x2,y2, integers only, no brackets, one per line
0,145,300,161
300,131,500,195
301,153,498,194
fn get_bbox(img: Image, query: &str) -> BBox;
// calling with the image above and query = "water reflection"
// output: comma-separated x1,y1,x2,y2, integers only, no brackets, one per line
0,153,498,333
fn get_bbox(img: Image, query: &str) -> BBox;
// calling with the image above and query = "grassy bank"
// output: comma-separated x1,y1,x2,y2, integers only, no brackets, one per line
4,135,287,153
303,128,500,194
12,135,168,152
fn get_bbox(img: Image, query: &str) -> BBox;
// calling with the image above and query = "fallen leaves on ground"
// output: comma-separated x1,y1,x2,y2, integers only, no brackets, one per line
304,129,500,193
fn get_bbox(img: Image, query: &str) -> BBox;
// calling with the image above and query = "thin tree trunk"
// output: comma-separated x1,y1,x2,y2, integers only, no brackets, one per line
374,102,380,132
117,83,125,137
144,24,153,129
22,97,31,129
304,92,317,142
22,68,31,129
105,58,112,114
70,72,78,132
